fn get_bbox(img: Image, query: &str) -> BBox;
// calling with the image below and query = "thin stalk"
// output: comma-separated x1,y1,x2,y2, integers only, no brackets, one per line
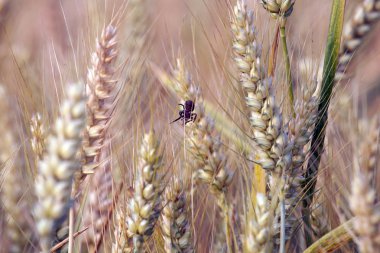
68,177,80,253
279,196,286,253
222,193,233,253
279,25,294,115
301,0,346,247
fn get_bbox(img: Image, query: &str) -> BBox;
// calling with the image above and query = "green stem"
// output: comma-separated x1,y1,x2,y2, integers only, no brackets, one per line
279,25,295,115
301,0,346,247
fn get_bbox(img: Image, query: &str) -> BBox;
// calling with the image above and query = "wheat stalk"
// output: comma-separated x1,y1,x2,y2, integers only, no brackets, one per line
335,0,380,81
34,82,86,252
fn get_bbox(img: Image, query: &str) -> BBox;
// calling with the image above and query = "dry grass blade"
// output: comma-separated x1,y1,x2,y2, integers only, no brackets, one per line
50,227,89,253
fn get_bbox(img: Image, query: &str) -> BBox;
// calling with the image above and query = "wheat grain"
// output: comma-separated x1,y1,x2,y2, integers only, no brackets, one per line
30,113,47,161
260,0,295,21
244,193,271,253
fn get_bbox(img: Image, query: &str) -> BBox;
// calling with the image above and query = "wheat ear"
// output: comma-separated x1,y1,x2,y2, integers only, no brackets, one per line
161,178,193,253
171,59,234,195
83,156,114,252
80,23,120,251
231,0,292,175
350,118,380,253
83,24,118,175
335,0,380,81
126,131,163,253
244,193,271,253
34,83,86,252
170,58,234,251
260,0,295,21
285,86,318,229
0,86,31,253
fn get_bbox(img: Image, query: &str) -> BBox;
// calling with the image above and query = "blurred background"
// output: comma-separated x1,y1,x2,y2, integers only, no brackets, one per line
0,0,379,251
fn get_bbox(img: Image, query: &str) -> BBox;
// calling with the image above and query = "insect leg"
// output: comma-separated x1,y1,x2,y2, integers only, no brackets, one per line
170,116,182,124
191,113,197,122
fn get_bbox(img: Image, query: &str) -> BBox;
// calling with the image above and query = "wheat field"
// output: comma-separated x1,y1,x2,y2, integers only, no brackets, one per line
0,0,379,252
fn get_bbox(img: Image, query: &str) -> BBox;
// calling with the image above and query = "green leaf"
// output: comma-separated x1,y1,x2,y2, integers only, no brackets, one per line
302,0,346,247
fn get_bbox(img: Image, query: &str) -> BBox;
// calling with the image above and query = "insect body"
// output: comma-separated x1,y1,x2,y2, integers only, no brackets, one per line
171,100,197,125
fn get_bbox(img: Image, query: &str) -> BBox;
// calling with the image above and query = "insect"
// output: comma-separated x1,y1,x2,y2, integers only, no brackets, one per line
171,100,197,125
